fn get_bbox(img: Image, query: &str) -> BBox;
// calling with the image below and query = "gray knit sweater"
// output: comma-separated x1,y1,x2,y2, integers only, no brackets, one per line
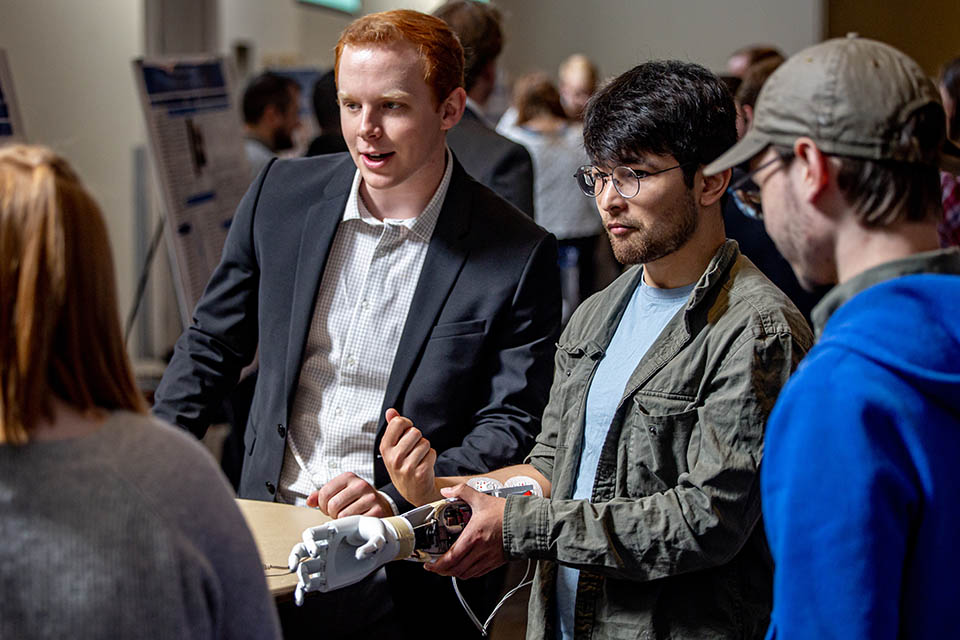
0,411,281,639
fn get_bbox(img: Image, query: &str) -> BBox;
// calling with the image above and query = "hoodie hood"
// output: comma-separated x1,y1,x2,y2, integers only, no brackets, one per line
818,273,960,406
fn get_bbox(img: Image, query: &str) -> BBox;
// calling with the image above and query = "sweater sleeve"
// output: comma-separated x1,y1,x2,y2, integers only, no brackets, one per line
124,417,283,640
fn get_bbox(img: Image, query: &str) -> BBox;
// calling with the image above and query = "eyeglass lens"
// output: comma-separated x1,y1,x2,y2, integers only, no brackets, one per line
575,166,641,198
731,188,763,220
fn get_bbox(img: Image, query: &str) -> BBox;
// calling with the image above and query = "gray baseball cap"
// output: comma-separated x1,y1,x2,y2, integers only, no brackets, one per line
705,34,960,176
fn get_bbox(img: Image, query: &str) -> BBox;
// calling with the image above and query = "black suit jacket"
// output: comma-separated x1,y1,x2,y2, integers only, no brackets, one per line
446,106,535,217
153,152,560,512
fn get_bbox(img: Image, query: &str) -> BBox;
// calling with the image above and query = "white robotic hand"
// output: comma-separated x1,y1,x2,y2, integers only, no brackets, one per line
288,515,414,606
287,485,537,606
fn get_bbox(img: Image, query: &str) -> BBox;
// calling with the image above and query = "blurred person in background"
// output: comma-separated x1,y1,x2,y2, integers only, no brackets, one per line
726,44,784,79
305,68,348,157
498,72,603,323
242,72,301,178
558,53,599,121
0,144,280,640
735,57,783,139
434,0,535,216
938,55,960,246
499,53,600,128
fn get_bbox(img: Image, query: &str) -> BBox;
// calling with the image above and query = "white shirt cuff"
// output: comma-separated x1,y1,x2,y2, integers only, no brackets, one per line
378,490,399,515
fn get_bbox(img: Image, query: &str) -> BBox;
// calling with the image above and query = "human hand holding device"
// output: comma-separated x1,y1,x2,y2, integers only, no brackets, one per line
423,484,508,580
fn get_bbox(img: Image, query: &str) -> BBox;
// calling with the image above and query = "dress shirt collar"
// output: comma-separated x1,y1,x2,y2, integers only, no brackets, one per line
343,147,453,242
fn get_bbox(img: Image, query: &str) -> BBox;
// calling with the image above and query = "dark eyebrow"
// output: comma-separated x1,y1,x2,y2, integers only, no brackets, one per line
613,153,649,167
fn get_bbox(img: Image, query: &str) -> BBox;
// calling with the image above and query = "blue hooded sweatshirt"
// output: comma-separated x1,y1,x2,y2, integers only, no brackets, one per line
762,270,960,639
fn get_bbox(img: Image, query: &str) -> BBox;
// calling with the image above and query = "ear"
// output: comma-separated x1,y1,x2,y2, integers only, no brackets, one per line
792,137,830,202
439,86,467,132
742,104,754,130
698,167,730,207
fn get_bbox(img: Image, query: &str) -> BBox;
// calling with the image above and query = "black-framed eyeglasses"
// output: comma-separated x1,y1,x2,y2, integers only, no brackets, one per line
573,163,690,199
729,153,792,219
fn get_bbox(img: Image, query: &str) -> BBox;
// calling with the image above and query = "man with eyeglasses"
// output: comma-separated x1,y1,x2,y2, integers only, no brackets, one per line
378,60,812,639
705,36,960,638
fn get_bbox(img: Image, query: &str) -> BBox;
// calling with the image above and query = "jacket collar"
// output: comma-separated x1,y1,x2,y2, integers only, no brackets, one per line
567,239,740,368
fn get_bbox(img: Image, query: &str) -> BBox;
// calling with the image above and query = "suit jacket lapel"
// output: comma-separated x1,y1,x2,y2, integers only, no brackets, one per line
283,156,354,416
378,161,473,427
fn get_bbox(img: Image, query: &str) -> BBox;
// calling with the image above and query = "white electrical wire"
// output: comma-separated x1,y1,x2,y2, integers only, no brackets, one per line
451,560,534,637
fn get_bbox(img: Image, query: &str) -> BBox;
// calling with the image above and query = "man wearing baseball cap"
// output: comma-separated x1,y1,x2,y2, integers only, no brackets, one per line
706,35,960,637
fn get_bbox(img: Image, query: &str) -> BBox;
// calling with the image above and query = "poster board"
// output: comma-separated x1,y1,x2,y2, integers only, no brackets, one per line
0,49,25,143
133,56,251,324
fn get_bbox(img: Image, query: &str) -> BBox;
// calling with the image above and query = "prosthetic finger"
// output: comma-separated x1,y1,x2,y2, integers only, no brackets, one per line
301,519,346,557
288,542,310,571
294,554,331,604
353,518,387,559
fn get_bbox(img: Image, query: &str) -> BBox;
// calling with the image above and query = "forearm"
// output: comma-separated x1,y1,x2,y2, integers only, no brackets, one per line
436,464,551,497
503,485,758,582
394,464,551,506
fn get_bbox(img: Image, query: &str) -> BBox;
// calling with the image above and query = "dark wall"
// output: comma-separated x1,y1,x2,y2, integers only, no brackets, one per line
828,0,960,76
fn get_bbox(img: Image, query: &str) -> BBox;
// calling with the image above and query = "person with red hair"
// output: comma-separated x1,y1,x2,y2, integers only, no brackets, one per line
154,8,561,639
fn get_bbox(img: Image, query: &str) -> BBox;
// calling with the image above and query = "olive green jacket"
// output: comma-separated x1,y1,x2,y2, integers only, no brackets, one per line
503,240,813,640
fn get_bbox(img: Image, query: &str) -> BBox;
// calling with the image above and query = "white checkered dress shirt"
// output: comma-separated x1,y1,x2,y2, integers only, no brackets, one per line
278,150,453,506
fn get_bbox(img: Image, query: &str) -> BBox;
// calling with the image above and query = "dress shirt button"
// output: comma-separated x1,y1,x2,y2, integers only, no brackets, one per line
328,460,339,470
346,356,356,367
265,481,276,495
360,300,369,311
334,407,343,417
277,424,286,438
648,426,657,435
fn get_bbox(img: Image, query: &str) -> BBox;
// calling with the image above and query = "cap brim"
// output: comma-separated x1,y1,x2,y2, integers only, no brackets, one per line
940,138,960,175
704,129,772,176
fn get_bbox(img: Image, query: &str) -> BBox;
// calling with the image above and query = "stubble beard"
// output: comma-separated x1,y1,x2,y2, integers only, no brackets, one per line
607,189,700,265
272,128,295,152
766,180,834,291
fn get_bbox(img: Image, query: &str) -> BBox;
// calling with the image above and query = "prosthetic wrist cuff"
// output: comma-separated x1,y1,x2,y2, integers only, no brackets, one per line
384,516,415,561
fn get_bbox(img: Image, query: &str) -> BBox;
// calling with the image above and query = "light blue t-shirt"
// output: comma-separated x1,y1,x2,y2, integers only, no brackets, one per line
555,276,695,640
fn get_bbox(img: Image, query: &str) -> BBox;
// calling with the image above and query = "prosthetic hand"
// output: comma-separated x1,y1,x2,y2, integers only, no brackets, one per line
289,483,538,605
288,514,414,605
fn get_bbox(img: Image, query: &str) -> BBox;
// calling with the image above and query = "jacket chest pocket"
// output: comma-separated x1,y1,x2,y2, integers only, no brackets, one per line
620,404,700,495
554,340,604,443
